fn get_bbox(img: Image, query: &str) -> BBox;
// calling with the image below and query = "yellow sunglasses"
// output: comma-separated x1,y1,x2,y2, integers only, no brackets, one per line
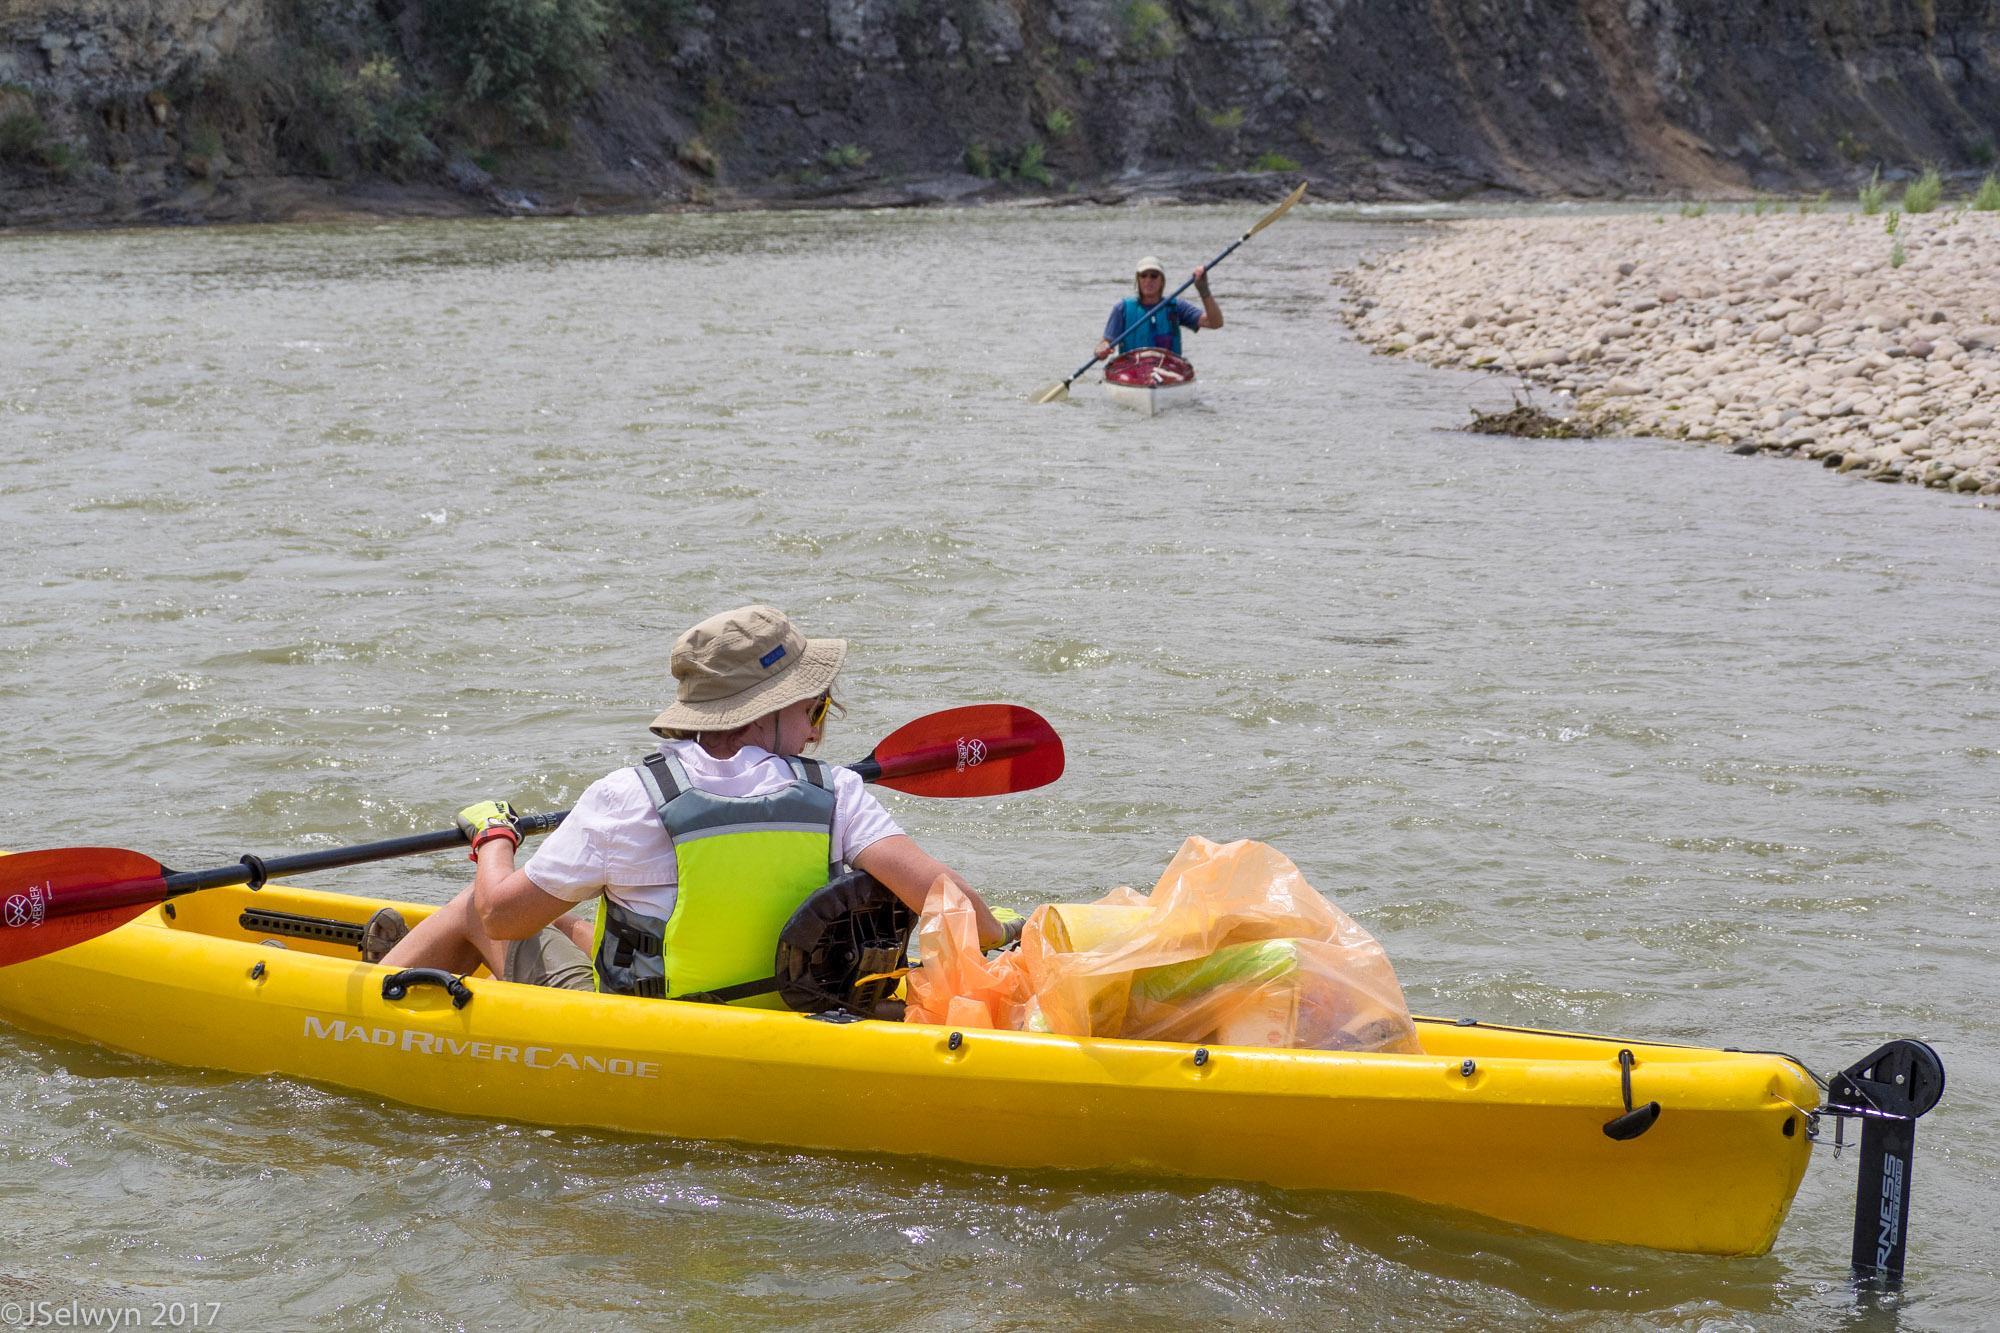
807,693,832,728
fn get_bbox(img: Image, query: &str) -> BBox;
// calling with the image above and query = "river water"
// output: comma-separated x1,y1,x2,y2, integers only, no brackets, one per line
0,204,1994,1330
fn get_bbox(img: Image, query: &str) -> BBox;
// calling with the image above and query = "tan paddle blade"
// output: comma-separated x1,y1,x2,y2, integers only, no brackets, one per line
1037,352,1101,405
1247,181,1309,238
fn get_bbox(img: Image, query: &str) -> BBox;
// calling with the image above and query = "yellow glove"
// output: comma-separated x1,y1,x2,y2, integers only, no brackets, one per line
457,800,522,860
992,906,1026,950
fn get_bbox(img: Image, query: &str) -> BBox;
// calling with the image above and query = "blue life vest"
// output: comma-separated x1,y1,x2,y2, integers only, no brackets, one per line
1115,297,1184,356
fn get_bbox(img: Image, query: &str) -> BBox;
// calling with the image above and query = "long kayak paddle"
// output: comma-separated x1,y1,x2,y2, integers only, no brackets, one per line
1032,180,1309,404
0,703,1063,968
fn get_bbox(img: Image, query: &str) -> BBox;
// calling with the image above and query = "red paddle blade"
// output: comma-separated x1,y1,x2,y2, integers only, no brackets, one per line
864,704,1064,798
0,848,169,967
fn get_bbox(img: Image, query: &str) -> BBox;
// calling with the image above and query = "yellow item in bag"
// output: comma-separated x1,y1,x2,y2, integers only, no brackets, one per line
906,837,1420,1053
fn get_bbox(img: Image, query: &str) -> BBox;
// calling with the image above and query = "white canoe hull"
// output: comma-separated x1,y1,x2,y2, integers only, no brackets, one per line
1104,379,1199,416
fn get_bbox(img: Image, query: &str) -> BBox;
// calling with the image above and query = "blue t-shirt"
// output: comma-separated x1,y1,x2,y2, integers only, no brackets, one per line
1104,297,1202,352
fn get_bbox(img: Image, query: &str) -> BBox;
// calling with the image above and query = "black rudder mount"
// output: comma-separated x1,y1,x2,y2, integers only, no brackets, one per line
1823,1039,1945,1288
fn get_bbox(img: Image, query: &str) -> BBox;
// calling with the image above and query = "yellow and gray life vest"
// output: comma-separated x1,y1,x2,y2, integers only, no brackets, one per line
592,750,837,1006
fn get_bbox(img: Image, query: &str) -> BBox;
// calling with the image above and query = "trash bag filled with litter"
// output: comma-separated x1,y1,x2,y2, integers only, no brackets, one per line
907,836,1420,1054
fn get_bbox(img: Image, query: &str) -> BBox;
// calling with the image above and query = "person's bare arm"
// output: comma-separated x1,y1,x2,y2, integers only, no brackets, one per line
470,841,578,941
851,834,1005,949
1193,264,1223,329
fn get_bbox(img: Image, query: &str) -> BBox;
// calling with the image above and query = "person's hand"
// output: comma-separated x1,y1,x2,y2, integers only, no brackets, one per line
1193,264,1209,289
457,800,522,859
990,906,1026,951
1094,341,1113,360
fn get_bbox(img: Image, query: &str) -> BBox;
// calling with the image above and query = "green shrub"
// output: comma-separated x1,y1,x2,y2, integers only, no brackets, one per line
1120,0,1182,59
0,108,85,177
964,142,994,178
822,142,869,170
1200,105,1245,133
1796,190,1830,215
1902,164,1943,213
292,52,441,172
1972,172,2000,211
1883,206,1900,234
1859,166,1888,214
0,109,43,162
421,0,612,137
1186,0,1248,35
1251,151,1299,172
1678,200,1708,217
366,96,441,167
623,0,694,51
1044,107,1074,138
1016,140,1051,185
696,77,737,141
1890,237,1907,269
1967,137,1995,167
43,139,82,177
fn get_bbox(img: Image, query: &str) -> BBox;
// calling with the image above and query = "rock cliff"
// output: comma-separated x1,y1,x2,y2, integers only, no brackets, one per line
3,0,1998,226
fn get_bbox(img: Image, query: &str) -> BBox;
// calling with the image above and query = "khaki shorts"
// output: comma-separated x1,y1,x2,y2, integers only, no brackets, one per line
502,926,596,992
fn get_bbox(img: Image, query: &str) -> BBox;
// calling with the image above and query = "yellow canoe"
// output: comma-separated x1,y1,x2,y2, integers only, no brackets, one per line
0,880,1822,1256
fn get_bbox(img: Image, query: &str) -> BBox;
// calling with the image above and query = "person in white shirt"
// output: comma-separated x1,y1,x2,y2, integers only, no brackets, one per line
376,605,1011,1003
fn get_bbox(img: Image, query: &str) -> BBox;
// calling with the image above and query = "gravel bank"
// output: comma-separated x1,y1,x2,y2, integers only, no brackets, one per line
1341,212,2000,497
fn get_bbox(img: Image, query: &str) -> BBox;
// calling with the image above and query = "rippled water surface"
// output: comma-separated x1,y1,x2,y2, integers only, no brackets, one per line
1,205,1996,1330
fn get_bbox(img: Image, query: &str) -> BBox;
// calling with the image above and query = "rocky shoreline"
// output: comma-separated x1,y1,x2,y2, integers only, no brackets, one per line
1340,212,2000,499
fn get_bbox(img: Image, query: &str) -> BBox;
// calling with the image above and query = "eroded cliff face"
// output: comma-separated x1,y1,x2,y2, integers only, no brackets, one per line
3,0,1998,226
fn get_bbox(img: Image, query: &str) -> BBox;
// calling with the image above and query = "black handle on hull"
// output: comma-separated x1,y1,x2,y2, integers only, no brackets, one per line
381,968,474,1009
1602,1048,1662,1141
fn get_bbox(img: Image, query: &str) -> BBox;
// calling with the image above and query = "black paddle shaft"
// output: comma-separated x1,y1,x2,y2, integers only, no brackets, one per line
159,748,897,894
144,709,1058,900
1048,183,1304,398
161,811,571,895
1107,237,1246,360
155,753,884,896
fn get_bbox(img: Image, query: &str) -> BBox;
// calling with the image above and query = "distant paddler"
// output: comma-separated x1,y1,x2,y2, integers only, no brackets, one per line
1032,181,1306,404
1095,256,1224,364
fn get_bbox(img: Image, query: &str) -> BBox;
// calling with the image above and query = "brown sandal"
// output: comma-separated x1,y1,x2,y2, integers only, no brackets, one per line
360,908,409,964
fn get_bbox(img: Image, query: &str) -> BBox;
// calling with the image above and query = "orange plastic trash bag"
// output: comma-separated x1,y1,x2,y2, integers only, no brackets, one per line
906,836,1421,1054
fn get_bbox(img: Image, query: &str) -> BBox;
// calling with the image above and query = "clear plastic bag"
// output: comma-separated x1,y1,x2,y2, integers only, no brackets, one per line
906,836,1421,1053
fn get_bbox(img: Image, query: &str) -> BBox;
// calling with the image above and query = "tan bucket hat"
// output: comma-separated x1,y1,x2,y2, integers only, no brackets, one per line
649,605,847,736
1134,255,1165,276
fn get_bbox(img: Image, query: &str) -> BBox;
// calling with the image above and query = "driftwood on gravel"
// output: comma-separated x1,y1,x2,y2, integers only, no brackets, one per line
1465,397,1607,439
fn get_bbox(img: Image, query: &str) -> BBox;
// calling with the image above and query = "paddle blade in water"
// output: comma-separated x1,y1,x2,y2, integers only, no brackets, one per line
1031,382,1069,404
864,704,1064,797
0,848,169,966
